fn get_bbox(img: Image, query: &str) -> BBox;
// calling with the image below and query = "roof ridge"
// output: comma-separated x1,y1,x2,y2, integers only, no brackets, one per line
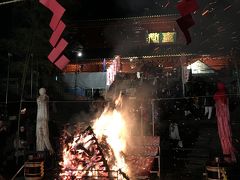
74,14,179,23
68,53,197,62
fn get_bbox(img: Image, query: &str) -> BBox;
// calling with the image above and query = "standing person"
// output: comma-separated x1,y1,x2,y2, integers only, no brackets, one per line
14,126,28,165
214,82,236,163
169,121,183,148
204,90,214,119
36,88,54,154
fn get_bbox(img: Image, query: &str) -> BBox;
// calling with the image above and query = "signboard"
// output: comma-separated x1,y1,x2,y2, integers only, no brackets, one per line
147,32,176,44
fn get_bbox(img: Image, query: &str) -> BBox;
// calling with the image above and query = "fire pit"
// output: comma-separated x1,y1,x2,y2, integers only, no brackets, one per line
59,105,160,179
59,126,129,180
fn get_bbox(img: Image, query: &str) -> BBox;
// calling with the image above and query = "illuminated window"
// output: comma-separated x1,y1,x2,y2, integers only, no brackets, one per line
147,32,176,44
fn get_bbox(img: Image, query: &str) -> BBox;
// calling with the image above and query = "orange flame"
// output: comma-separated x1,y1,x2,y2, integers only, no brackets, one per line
93,108,129,175
60,96,130,179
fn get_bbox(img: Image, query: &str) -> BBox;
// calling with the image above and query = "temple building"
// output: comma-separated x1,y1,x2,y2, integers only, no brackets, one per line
62,14,236,97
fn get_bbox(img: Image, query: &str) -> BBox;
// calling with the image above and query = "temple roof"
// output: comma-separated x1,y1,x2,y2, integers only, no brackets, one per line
73,44,197,60
69,14,178,24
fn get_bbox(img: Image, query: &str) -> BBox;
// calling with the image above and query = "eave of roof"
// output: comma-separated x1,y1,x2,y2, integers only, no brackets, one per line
70,53,197,64
69,14,179,24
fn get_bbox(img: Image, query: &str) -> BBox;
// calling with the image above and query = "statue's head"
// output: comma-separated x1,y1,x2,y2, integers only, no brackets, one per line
39,88,46,95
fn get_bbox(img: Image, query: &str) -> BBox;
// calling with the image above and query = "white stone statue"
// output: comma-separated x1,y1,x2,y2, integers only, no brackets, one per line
36,88,53,153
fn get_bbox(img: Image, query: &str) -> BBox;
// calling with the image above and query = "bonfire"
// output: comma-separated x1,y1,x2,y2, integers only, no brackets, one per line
59,99,130,180
59,93,160,179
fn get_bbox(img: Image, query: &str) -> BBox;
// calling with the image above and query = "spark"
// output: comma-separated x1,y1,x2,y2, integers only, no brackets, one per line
164,1,170,8
209,1,217,5
0,0,24,6
224,5,232,11
202,10,209,16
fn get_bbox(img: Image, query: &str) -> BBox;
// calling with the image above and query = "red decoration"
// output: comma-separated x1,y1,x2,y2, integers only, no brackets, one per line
54,55,70,70
49,20,66,47
176,0,198,45
48,38,68,63
214,82,236,163
39,0,70,70
39,0,65,30
176,14,195,45
49,6,65,30
176,0,199,17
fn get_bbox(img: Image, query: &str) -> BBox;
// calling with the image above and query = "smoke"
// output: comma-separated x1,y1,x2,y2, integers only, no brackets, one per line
64,70,156,140
65,110,94,135
102,18,147,57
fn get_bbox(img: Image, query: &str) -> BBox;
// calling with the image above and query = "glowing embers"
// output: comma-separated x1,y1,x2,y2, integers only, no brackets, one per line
59,94,159,179
59,126,129,180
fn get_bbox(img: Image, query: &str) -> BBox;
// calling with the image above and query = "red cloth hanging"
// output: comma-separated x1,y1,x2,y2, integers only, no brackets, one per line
49,7,65,30
48,38,68,63
176,0,199,17
176,14,195,44
39,0,65,30
50,20,66,47
176,0,199,44
39,0,70,70
214,82,236,163
54,55,70,70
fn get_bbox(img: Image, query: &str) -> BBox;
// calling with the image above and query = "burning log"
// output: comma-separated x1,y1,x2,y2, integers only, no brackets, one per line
119,169,130,180
60,126,129,179
60,95,161,179
85,126,112,175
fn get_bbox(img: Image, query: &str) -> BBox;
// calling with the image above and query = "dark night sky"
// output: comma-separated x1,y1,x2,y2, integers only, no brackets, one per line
63,0,178,19
63,0,240,55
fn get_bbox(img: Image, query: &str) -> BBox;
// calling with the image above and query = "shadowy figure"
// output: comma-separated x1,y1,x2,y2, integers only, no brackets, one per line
204,90,214,120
